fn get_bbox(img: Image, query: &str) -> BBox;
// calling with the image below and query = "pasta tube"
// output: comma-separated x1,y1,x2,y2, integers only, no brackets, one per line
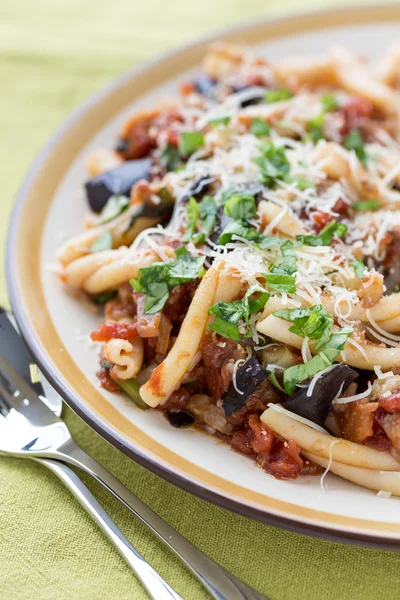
261,407,400,471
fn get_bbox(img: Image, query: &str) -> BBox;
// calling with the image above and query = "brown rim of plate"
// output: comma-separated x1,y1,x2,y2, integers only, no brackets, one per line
7,4,400,549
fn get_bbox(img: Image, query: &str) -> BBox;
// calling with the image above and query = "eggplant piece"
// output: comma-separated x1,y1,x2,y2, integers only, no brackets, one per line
85,158,152,213
222,357,270,417
231,86,265,107
126,187,174,231
194,77,217,96
115,139,129,153
182,175,214,202
166,410,195,428
282,364,359,427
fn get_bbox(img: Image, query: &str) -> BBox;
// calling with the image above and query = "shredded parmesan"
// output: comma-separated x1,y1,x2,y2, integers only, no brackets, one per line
232,359,246,395
267,403,328,433
334,381,373,404
374,365,394,379
306,365,335,398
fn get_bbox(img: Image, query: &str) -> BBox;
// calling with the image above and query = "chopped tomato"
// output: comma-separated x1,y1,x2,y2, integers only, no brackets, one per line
248,414,275,454
90,322,137,343
379,391,400,413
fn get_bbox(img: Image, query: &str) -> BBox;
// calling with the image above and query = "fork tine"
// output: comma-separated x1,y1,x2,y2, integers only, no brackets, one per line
0,354,42,407
0,353,59,426
0,378,20,410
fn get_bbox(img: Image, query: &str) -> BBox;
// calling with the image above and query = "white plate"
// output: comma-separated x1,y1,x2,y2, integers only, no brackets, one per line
7,5,400,547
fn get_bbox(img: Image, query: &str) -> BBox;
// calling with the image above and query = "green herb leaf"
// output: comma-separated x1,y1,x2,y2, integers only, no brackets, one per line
273,304,334,351
92,290,117,305
351,258,366,278
218,220,263,245
291,177,315,190
208,284,269,340
160,143,180,171
182,197,199,242
191,195,218,244
353,200,380,212
265,273,296,293
90,230,113,253
264,88,293,103
252,141,290,187
99,195,129,224
343,129,367,164
251,118,270,137
321,94,339,112
208,301,243,340
269,372,286,393
179,131,205,156
130,252,205,314
224,193,257,220
283,327,353,395
306,113,325,143
208,116,231,127
297,220,347,247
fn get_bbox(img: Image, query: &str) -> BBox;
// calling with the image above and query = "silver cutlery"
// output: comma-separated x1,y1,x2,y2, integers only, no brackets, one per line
34,457,182,600
0,311,269,600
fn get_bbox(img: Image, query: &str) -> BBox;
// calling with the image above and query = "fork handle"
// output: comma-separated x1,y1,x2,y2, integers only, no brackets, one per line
55,443,268,600
34,457,182,600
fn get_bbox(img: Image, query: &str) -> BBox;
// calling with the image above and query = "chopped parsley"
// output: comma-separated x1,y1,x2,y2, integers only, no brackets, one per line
90,230,112,253
306,113,325,143
352,200,380,212
224,193,257,220
99,195,129,224
343,129,367,164
273,304,353,394
208,285,270,340
179,131,204,156
264,88,293,103
194,195,218,244
130,248,205,314
218,220,263,245
208,116,231,127
282,328,353,395
297,220,348,246
320,94,339,112
351,258,366,278
252,141,290,187
251,118,270,137
182,197,199,242
265,274,296,293
273,305,334,351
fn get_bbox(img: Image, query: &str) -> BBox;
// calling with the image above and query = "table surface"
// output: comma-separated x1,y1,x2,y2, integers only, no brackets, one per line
2,1,400,599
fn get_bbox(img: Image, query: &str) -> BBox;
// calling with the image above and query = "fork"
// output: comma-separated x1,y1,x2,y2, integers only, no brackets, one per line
0,352,268,600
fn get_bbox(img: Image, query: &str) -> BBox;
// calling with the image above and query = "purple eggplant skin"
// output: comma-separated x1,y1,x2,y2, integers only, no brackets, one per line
166,410,195,428
182,175,214,202
223,357,270,417
85,158,152,213
282,364,359,427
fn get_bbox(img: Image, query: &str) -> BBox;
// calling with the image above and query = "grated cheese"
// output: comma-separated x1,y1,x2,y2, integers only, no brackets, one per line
267,403,328,433
334,381,373,404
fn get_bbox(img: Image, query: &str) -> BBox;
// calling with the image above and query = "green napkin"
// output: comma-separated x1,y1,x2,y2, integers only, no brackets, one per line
2,1,400,598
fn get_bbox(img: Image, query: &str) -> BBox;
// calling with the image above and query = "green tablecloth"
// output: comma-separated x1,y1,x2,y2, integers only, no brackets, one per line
2,1,400,598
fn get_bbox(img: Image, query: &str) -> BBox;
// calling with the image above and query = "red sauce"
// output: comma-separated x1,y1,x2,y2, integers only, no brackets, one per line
96,367,120,393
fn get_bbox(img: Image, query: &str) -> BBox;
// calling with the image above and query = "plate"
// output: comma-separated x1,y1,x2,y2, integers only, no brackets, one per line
7,4,400,548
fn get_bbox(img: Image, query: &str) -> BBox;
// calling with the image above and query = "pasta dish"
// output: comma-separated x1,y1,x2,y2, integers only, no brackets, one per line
57,42,400,495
